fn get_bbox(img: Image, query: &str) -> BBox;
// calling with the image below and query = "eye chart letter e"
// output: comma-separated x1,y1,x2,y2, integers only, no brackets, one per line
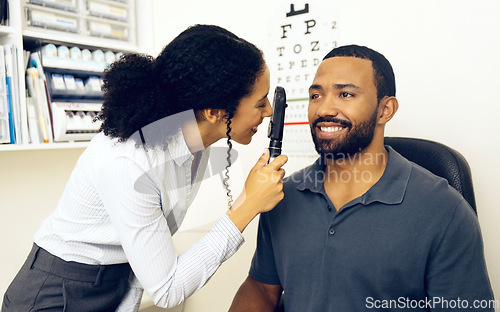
267,2,340,158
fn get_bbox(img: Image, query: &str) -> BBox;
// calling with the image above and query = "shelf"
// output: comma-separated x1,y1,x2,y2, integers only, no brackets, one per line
0,25,14,35
42,55,110,73
0,142,89,151
22,28,138,52
27,0,78,12
21,0,137,52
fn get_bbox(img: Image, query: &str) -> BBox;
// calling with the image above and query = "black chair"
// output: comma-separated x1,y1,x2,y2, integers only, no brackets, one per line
384,137,477,214
275,137,477,311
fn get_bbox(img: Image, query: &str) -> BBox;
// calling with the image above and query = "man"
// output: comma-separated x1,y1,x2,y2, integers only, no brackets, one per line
229,45,494,311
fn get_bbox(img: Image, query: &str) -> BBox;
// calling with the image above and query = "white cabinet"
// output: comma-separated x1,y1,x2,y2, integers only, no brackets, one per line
22,0,137,52
0,0,143,151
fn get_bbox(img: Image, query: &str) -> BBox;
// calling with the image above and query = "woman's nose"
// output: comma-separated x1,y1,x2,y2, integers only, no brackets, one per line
263,100,273,117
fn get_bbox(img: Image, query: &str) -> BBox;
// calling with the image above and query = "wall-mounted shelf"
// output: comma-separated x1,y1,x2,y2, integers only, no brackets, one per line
0,141,89,151
0,25,14,35
22,28,138,52
42,55,109,73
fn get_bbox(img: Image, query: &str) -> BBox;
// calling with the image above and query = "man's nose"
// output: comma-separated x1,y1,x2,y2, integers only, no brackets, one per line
316,97,340,118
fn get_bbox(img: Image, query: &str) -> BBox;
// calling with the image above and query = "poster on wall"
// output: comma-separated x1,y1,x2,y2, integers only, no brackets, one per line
267,2,340,160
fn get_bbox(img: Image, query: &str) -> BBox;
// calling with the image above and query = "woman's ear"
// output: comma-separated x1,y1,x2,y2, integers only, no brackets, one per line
200,109,225,124
377,96,399,125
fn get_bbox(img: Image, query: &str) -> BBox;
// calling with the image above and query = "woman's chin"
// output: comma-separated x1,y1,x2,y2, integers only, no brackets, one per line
233,136,252,145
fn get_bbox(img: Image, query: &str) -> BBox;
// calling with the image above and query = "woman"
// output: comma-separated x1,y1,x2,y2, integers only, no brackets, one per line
2,24,287,311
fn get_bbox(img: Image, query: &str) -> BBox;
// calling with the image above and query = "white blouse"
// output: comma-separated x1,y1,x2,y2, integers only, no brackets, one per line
34,124,244,309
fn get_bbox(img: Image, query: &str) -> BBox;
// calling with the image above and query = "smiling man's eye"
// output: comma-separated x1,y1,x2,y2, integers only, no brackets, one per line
310,94,320,100
340,92,353,98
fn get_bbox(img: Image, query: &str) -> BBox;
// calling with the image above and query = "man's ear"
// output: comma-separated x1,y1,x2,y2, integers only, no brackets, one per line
377,96,399,125
200,109,225,124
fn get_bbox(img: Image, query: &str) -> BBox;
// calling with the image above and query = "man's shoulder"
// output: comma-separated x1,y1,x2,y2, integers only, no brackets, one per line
388,147,460,197
406,158,456,192
403,157,471,214
380,148,472,215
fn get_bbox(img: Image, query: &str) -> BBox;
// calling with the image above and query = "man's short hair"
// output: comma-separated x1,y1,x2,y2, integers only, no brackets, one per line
323,45,396,102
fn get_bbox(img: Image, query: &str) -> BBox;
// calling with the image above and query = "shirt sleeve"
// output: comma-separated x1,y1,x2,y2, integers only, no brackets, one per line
426,199,495,311
96,156,244,308
249,212,281,285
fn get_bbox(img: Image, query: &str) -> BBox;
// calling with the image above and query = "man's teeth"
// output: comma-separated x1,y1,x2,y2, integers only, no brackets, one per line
320,126,343,132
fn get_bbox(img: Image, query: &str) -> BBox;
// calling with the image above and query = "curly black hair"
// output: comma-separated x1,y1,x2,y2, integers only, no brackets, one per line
323,45,396,102
97,24,266,207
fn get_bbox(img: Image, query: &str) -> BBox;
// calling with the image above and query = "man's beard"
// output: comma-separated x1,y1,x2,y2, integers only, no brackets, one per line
311,108,378,160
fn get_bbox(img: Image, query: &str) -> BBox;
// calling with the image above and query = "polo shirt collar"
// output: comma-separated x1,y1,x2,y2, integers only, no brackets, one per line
297,146,411,206
362,146,411,205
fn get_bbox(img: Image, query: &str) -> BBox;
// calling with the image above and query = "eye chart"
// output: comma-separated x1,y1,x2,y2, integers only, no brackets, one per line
267,2,340,159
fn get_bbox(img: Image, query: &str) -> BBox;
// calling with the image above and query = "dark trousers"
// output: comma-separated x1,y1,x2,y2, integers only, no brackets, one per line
2,244,132,312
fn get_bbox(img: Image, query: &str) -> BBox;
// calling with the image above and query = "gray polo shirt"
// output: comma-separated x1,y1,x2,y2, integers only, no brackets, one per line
249,146,494,311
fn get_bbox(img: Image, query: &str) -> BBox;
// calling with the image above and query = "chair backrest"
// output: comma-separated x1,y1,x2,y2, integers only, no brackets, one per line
384,137,477,214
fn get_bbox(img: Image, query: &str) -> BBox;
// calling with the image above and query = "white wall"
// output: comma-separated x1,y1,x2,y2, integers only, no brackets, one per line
148,0,500,310
0,148,85,296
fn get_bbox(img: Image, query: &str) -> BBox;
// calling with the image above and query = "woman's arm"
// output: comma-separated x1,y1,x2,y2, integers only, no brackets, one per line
98,156,243,308
97,150,287,308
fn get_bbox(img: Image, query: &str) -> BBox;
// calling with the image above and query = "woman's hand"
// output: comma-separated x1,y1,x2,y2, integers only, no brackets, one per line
227,149,288,232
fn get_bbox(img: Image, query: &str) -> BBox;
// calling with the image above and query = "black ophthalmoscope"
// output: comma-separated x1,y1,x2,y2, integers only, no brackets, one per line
267,86,287,161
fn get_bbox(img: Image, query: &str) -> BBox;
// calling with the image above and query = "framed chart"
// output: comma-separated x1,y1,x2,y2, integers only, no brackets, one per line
267,2,340,159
